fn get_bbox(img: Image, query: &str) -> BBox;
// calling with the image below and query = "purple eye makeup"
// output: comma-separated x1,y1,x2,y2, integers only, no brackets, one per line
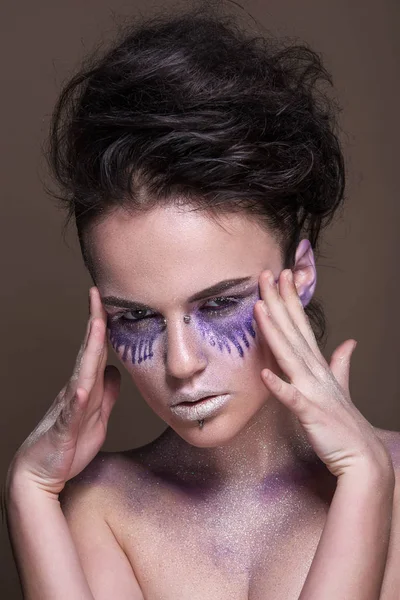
194,294,257,358
107,312,164,364
105,286,262,365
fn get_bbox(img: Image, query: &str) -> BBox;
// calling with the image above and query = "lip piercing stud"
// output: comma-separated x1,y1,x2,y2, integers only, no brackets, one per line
198,419,205,429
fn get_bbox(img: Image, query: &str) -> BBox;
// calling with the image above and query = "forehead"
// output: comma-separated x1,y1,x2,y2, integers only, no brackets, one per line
88,205,282,297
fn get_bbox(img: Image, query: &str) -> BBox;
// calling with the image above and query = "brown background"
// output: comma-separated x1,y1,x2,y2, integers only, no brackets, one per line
1,0,399,596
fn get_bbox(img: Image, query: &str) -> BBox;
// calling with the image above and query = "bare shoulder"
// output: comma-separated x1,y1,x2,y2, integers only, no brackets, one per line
61,451,123,498
60,448,147,515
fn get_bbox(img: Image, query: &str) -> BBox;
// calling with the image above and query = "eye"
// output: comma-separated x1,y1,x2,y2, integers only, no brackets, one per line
111,308,156,324
109,295,242,326
201,296,241,315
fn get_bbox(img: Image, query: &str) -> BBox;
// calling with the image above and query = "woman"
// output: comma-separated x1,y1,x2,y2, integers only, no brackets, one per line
5,3,399,599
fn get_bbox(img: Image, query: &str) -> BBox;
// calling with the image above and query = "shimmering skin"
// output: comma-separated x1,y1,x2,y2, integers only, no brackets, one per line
81,204,343,598
73,433,337,599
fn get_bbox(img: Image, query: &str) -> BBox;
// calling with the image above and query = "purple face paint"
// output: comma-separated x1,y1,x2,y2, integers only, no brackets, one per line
107,288,262,365
194,295,257,358
107,314,164,364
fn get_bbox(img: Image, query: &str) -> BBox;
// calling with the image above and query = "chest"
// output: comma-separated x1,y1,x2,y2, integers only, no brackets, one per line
110,486,329,600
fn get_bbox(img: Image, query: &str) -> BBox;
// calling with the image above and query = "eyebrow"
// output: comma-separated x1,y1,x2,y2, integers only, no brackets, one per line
101,276,254,310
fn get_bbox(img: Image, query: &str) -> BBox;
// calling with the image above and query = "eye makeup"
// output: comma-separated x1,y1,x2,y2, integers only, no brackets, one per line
105,285,262,365
107,312,164,364
193,293,258,358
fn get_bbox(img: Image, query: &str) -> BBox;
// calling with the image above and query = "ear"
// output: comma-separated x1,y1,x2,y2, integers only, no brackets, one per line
292,239,317,307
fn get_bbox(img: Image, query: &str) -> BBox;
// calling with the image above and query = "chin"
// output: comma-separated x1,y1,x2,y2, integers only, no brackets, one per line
169,413,253,448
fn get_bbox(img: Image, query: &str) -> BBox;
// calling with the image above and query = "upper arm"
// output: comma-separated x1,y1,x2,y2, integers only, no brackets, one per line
60,478,144,600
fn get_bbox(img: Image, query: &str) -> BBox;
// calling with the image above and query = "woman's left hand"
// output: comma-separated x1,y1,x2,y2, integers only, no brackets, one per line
253,268,394,479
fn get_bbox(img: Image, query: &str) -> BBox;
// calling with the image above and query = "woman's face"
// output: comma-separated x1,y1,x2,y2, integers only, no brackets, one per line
88,205,298,447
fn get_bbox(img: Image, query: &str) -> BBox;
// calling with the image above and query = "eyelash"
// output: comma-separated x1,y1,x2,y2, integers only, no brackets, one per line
110,295,242,325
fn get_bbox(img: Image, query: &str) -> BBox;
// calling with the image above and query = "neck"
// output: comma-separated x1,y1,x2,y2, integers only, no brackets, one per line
160,396,321,491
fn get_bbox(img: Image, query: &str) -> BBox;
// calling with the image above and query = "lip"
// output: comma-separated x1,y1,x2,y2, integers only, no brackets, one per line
170,390,227,406
170,394,231,421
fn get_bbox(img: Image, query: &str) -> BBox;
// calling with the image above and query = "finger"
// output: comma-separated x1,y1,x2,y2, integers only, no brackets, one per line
79,288,101,358
86,287,110,404
278,269,323,358
261,368,317,424
258,269,322,374
74,317,106,395
101,365,121,423
254,273,314,382
82,313,93,347
85,339,109,415
70,315,94,384
90,286,108,323
69,288,110,419
329,339,357,398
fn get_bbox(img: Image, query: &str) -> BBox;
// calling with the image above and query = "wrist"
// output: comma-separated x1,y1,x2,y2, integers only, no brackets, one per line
5,466,59,509
338,457,395,491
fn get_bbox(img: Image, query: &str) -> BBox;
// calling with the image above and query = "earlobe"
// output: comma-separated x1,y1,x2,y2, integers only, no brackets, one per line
292,239,317,307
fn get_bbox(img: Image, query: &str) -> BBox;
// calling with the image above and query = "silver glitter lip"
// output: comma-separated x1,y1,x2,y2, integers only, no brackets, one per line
170,394,230,421
170,390,226,406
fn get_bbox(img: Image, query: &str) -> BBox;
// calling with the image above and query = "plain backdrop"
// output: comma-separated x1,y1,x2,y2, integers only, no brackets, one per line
1,0,399,596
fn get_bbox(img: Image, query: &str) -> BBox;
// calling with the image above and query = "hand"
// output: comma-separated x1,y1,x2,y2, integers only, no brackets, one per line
7,287,121,496
253,268,393,479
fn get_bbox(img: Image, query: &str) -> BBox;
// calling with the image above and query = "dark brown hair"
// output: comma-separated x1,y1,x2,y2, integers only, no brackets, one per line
47,1,346,348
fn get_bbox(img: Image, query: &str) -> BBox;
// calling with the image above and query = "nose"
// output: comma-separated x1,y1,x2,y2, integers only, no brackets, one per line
164,318,207,380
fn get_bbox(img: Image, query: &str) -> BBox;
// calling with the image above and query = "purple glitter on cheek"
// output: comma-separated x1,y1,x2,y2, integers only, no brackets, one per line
107,315,164,365
193,295,259,358
197,302,256,358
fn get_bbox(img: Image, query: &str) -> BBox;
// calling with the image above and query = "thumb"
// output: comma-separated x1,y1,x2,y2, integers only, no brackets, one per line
101,365,121,423
329,339,357,397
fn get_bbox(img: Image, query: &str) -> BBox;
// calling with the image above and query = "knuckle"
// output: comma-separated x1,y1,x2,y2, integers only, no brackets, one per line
92,318,104,334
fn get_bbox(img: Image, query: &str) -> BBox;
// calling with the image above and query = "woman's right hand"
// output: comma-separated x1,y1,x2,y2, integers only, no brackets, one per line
6,286,121,497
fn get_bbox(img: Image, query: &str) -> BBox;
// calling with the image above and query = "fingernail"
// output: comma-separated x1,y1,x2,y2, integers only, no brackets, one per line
353,341,358,352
